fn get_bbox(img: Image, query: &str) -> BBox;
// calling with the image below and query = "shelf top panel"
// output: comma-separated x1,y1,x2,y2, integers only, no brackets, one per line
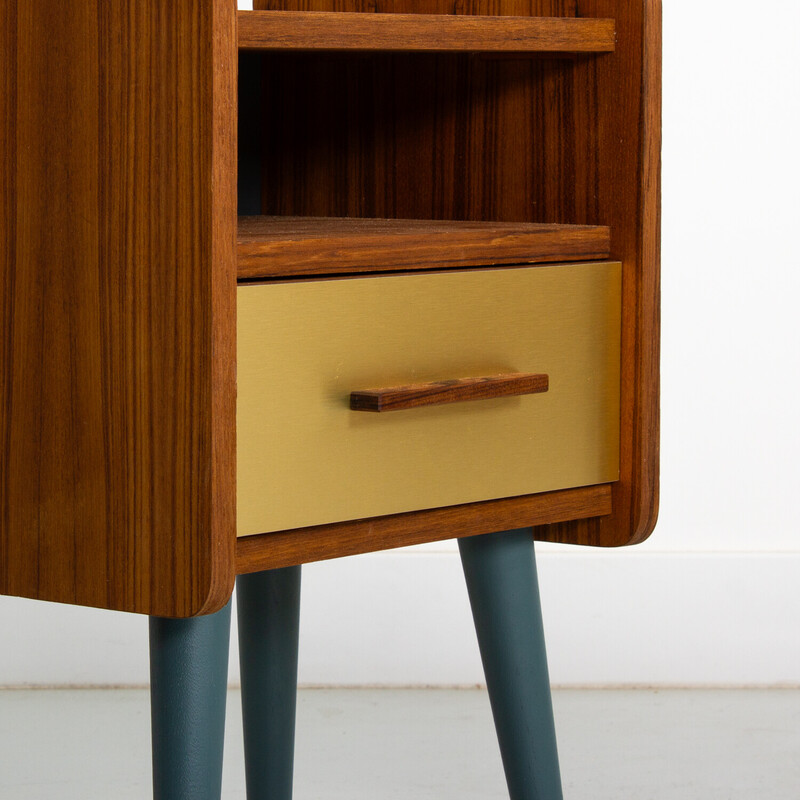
237,11,615,54
237,216,612,279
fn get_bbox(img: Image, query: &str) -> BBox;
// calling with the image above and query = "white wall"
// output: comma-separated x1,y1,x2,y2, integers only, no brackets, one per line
2,550,798,688
1,1,799,688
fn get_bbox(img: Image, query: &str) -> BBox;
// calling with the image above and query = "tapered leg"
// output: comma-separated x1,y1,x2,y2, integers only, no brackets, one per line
149,600,232,800
458,529,563,800
237,566,302,800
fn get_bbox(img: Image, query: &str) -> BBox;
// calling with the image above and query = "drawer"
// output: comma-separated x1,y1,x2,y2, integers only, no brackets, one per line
237,262,621,536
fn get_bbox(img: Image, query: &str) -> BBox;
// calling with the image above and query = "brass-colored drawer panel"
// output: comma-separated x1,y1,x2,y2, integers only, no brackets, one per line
237,263,621,536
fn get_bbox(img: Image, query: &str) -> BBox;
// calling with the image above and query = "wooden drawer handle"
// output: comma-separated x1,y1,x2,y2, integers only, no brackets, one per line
350,373,549,413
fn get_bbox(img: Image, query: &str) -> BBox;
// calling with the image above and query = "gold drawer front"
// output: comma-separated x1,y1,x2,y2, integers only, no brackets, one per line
237,263,621,536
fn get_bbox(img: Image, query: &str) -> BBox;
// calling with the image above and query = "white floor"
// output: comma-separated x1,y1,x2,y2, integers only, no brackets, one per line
0,689,798,799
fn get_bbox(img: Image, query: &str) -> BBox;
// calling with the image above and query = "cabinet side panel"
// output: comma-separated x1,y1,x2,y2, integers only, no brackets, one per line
533,0,661,546
0,0,236,615
0,1,17,595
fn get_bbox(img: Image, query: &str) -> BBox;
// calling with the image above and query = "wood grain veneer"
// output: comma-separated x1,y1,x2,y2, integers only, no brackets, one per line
237,216,611,278
0,0,237,616
350,373,549,412
237,484,613,573
245,0,660,556
238,9,615,52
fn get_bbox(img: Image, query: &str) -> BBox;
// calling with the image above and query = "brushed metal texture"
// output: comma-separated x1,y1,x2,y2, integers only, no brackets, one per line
237,263,621,535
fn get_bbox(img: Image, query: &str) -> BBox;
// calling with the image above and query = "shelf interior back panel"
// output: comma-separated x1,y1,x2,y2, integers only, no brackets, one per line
237,216,612,279
237,11,615,53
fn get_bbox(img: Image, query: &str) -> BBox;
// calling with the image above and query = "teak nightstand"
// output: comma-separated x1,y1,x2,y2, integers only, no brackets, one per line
1,1,660,798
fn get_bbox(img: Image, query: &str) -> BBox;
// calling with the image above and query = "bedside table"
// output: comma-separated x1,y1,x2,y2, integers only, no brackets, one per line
1,2,660,798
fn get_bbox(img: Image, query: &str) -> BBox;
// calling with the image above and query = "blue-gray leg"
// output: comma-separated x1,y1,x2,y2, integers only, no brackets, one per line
149,600,232,800
458,529,563,800
236,566,302,800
